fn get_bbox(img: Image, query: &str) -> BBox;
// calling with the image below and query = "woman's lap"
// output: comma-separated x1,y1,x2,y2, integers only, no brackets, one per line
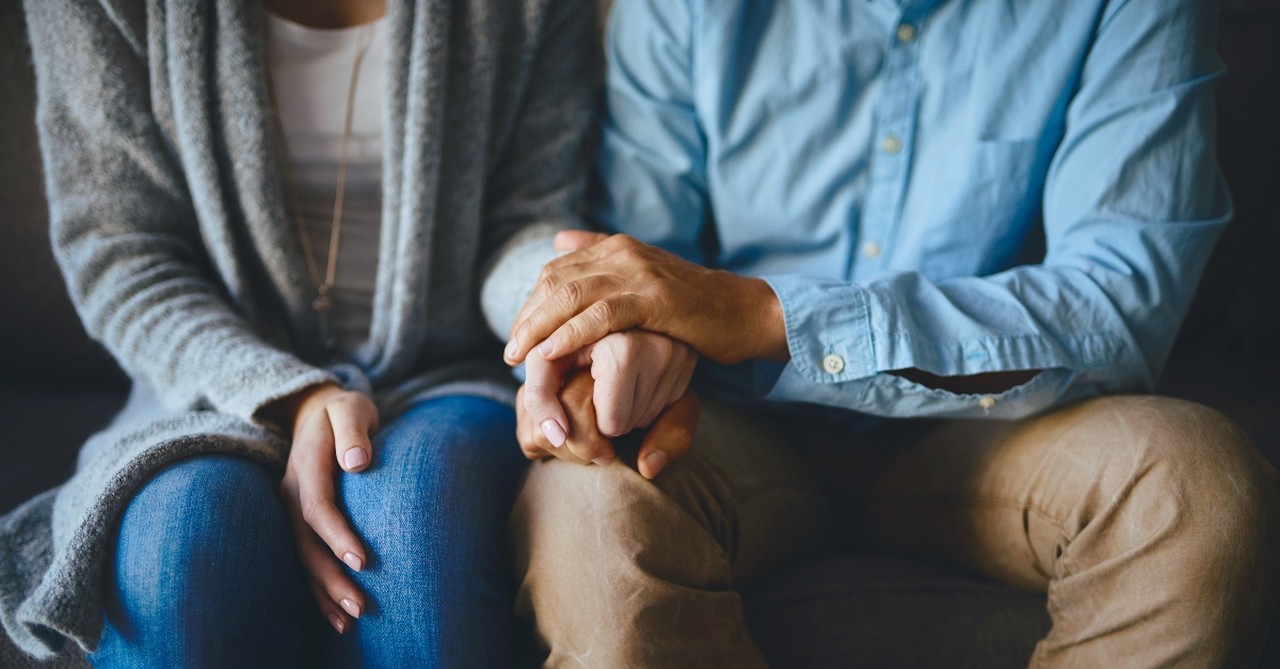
92,395,523,669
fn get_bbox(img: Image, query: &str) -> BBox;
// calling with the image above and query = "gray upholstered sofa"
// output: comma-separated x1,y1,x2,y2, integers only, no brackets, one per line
2,0,1276,666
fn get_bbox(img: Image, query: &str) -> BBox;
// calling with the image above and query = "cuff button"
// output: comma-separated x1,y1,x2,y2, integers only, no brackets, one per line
822,353,846,375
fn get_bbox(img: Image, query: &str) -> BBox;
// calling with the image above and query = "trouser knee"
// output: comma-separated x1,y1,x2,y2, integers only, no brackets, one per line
1073,397,1278,565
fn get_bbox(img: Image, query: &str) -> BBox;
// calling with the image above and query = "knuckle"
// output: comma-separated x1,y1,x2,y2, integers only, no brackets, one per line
655,335,674,357
617,245,644,266
598,416,627,438
299,498,329,528
614,332,638,357
522,379,558,402
535,271,558,299
589,299,615,326
562,319,589,346
300,502,319,526
562,384,592,408
558,280,584,309
566,442,594,461
648,282,672,306
639,409,662,429
560,388,589,416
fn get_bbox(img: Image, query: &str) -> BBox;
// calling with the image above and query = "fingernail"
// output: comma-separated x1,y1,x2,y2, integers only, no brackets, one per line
328,613,345,634
342,552,364,572
536,339,554,357
541,420,566,447
592,456,614,467
344,448,368,470
340,598,362,619
644,451,668,477
504,339,517,360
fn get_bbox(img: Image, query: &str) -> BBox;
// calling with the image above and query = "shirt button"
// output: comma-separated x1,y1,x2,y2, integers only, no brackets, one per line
978,396,997,411
861,241,882,259
822,354,846,375
881,134,902,154
897,24,917,43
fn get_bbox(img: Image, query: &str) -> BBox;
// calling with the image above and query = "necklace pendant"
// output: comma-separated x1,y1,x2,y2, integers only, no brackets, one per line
312,294,334,312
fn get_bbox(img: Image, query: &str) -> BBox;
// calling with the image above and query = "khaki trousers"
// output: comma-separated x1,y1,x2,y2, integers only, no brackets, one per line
510,395,1280,668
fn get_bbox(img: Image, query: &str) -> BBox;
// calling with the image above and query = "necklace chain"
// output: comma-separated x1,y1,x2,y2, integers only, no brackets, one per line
270,23,373,323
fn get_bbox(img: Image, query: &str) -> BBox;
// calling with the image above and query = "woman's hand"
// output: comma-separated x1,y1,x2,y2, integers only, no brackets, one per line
273,383,379,634
522,330,698,455
516,369,701,480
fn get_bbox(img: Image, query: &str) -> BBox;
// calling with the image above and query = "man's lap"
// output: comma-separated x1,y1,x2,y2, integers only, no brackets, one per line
513,393,1280,663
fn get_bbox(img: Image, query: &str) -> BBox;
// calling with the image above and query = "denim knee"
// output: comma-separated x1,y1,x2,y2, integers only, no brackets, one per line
96,455,305,666
340,396,524,548
332,396,525,666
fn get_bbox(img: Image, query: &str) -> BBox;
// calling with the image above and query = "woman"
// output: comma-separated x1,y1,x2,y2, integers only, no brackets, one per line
0,0,596,665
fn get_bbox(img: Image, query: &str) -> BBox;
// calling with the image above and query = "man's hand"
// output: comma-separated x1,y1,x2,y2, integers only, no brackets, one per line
273,383,378,635
516,369,701,480
522,330,698,452
504,232,789,367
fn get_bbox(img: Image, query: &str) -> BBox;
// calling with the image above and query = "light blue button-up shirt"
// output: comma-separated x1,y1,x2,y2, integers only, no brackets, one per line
594,0,1231,420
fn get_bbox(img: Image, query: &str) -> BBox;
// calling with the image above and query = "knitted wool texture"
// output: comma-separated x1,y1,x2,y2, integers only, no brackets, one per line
0,0,596,658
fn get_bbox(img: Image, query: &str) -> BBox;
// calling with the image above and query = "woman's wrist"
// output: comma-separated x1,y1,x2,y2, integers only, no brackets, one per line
261,382,345,435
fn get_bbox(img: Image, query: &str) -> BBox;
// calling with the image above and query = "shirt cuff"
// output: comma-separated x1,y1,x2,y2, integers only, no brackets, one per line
762,274,877,386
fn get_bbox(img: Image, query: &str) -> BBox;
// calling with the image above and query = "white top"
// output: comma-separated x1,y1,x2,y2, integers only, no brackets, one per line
266,12,387,353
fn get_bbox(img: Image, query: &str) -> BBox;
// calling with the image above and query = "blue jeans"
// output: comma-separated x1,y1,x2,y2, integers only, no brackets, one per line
91,395,525,668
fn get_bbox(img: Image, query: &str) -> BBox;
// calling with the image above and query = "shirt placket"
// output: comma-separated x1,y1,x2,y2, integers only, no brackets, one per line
854,4,931,281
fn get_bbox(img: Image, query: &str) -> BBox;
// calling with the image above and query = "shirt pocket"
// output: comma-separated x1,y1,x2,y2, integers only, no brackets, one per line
972,137,1046,216
915,137,1048,277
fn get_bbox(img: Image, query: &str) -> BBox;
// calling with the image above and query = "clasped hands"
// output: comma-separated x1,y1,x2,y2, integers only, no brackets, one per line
272,230,788,635
503,230,789,476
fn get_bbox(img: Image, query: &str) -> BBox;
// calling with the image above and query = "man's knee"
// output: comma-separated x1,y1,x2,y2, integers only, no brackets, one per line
510,456,763,667
1070,395,1273,505
1061,395,1279,572
511,453,735,584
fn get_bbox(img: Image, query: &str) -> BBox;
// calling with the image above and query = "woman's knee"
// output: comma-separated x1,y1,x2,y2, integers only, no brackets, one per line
99,455,309,665
342,397,522,513
111,455,295,613
338,396,525,569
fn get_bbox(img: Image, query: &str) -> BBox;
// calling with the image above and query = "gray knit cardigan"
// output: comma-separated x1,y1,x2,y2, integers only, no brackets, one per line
1,0,596,658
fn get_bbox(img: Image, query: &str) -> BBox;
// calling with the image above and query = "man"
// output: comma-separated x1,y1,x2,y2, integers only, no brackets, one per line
502,0,1280,665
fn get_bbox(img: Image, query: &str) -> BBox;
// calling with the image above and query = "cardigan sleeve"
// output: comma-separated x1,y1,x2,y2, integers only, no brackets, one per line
26,0,334,422
478,0,601,338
